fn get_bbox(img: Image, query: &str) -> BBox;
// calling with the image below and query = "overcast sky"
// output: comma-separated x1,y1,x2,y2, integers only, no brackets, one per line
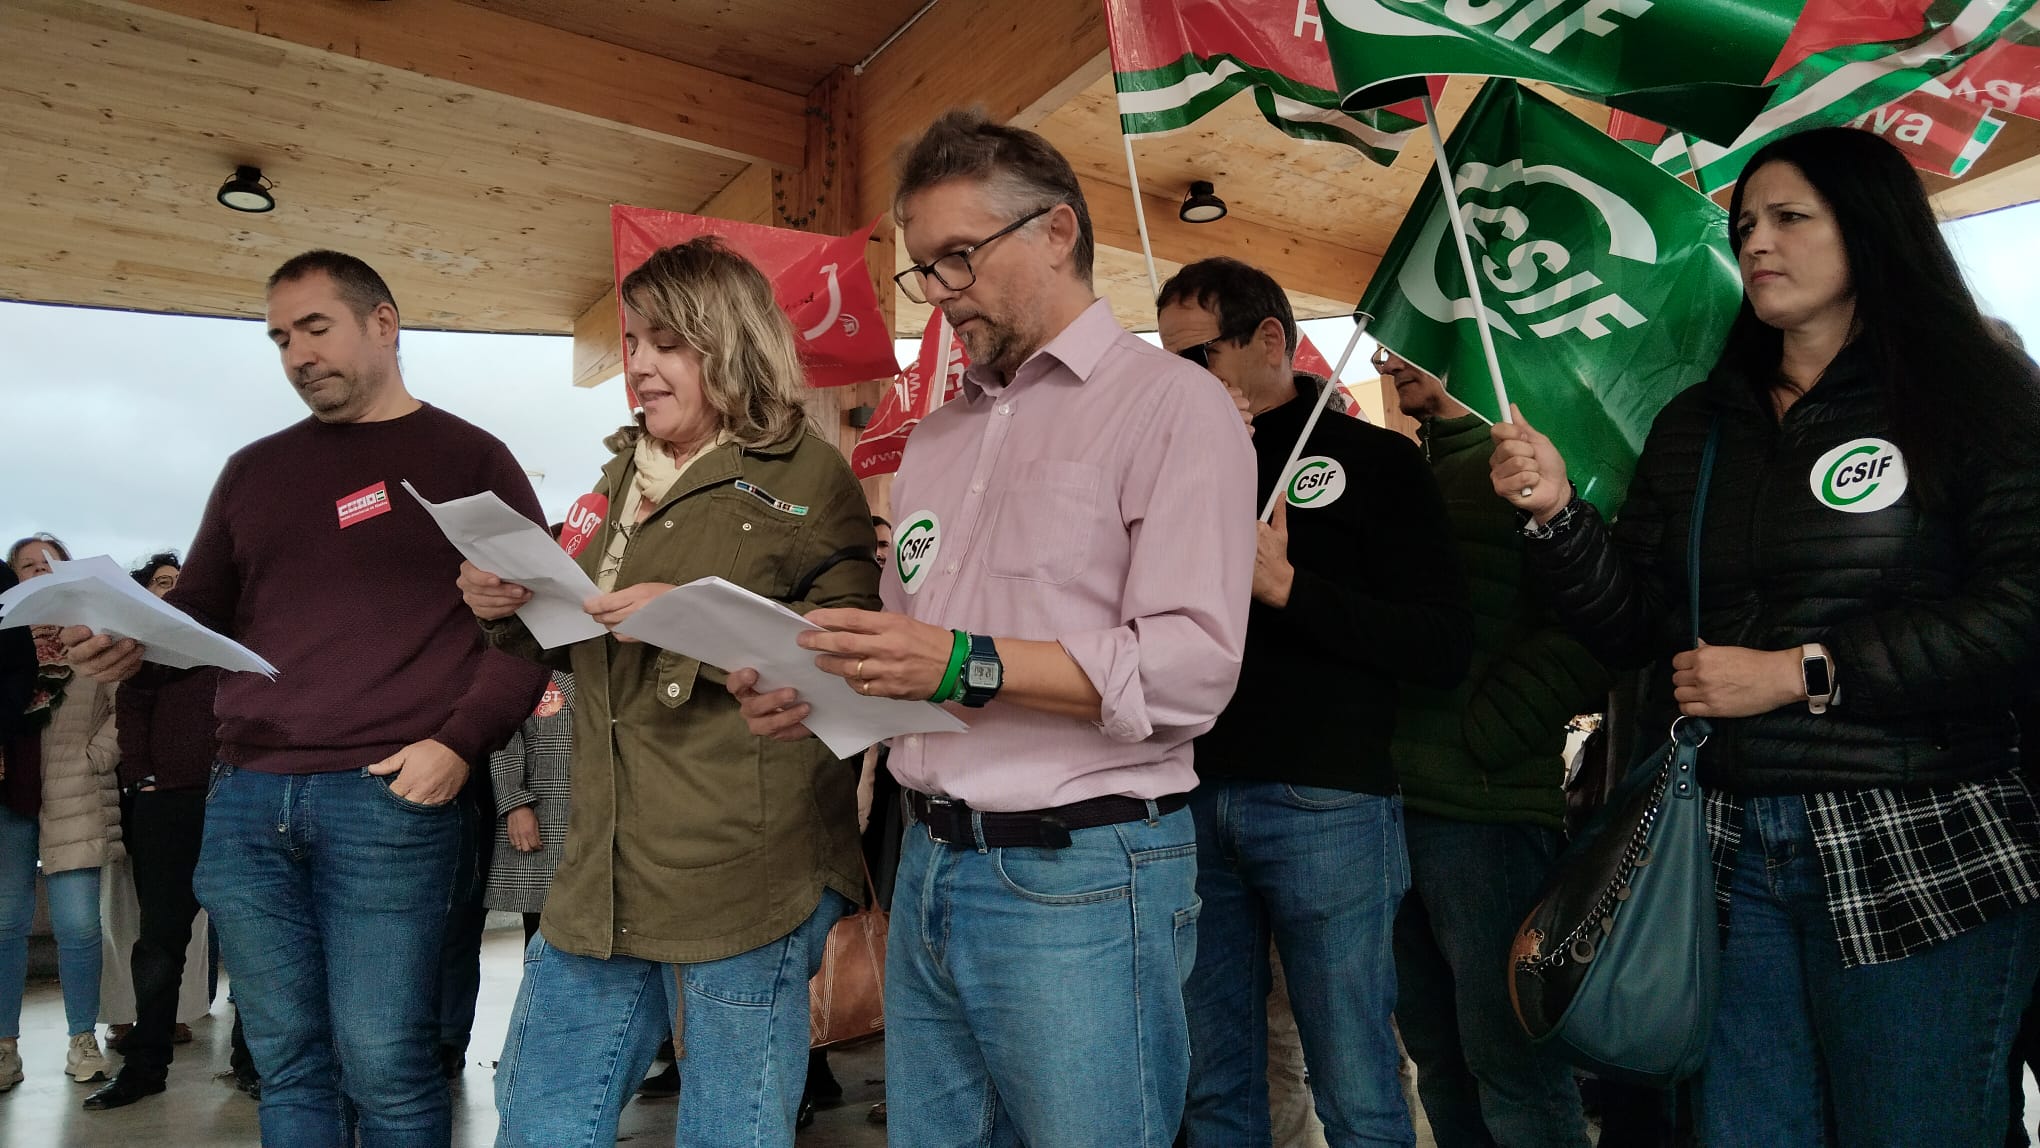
3,204,2034,572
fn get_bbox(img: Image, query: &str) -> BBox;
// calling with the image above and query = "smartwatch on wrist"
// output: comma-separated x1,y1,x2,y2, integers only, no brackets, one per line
1801,643,1835,714
957,633,1004,708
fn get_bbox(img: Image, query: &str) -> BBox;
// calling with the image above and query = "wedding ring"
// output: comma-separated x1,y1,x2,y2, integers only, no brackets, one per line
855,659,866,678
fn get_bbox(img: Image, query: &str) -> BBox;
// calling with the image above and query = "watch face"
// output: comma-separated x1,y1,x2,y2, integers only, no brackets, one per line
1803,656,1833,697
966,661,1001,689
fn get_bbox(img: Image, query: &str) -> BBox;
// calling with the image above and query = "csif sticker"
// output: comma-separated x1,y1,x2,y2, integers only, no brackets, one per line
894,511,941,595
1809,438,1907,514
1284,456,1347,508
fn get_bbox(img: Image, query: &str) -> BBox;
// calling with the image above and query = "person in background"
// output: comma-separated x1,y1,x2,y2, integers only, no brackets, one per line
463,236,879,1148
84,552,218,1110
1384,351,1608,1148
1155,259,1470,1147
736,110,1256,1148
1,534,118,1090
483,670,573,944
871,516,892,571
1493,128,2040,1147
64,250,550,1148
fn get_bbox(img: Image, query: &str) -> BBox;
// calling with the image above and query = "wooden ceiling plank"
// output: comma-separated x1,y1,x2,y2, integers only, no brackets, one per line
103,0,810,170
853,0,1111,222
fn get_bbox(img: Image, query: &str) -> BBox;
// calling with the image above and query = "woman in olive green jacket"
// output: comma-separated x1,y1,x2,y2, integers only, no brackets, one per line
460,238,879,1148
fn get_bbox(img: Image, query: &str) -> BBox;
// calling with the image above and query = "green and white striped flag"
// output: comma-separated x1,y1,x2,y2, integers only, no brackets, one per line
1318,0,1811,144
1105,0,1433,165
1685,0,2037,190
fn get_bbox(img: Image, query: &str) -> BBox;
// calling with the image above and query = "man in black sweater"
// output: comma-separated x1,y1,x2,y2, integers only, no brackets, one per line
1158,258,1470,1148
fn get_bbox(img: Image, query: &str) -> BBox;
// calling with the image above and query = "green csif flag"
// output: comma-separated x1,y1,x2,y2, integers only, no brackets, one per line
1358,80,1743,514
1320,0,1809,144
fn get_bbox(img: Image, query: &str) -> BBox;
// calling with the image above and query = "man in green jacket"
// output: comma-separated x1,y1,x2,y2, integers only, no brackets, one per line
1385,350,1608,1148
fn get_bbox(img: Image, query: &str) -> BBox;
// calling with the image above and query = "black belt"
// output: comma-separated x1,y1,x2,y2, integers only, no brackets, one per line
906,790,1188,850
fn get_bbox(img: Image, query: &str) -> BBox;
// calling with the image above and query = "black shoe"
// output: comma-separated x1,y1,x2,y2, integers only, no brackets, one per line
805,1049,843,1107
796,1099,816,1130
637,1060,680,1099
84,1074,166,1111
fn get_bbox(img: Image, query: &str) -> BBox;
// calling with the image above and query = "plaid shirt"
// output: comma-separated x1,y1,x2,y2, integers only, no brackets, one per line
1705,771,2040,968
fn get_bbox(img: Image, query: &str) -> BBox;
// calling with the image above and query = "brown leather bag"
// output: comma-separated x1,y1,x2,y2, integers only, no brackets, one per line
809,863,887,1048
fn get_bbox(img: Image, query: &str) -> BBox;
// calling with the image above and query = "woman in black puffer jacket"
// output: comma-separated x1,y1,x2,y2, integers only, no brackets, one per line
1491,127,2040,1148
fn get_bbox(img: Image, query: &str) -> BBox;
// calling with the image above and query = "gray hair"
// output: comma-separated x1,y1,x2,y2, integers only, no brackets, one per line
893,107,1094,279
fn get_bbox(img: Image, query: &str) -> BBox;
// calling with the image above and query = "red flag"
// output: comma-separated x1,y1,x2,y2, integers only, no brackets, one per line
610,206,898,393
851,311,969,480
1294,333,1367,421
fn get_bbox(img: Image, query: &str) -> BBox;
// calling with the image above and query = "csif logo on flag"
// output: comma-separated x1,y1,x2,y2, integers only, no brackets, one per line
1403,158,1660,344
1320,0,1654,56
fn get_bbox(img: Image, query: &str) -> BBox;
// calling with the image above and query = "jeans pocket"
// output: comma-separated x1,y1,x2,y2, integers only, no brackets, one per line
1279,783,1374,810
362,769,457,813
204,763,235,804
994,843,1134,905
1173,897,1202,985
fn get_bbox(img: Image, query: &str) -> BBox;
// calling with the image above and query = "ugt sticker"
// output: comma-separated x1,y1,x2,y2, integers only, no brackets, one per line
894,511,940,595
336,481,392,529
1809,438,1907,514
1284,456,1346,508
558,493,608,559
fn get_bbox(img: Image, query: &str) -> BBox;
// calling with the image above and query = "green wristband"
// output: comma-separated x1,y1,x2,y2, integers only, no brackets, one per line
931,629,970,703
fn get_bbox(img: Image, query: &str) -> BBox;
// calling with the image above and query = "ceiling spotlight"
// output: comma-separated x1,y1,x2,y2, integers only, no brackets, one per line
1179,180,1227,224
216,165,275,213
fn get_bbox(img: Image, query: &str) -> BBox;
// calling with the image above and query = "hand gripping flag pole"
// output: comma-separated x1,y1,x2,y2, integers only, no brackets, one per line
1420,91,1529,499
1258,318,1370,523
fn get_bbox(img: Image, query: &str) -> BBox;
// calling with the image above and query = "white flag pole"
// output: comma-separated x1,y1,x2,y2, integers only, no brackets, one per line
1259,317,1371,523
1420,92,1512,423
1120,133,1164,297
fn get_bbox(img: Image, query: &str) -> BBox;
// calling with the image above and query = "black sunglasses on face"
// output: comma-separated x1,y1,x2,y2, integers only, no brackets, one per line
894,206,1054,304
1176,338,1225,370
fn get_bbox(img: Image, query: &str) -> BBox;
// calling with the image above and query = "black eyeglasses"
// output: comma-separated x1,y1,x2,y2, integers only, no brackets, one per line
894,206,1054,304
1176,338,1225,370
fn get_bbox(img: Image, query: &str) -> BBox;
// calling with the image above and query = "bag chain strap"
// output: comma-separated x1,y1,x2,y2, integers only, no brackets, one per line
1516,751,1672,978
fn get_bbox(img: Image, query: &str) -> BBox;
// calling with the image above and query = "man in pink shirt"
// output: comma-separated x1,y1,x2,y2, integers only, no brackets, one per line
733,109,1255,1147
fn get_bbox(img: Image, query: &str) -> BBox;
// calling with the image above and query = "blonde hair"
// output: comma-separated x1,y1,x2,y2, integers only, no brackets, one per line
614,238,813,452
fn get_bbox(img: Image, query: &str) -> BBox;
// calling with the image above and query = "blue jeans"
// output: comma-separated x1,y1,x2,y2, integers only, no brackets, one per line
0,806,101,1037
1694,794,2040,1148
1394,811,1591,1148
885,803,1200,1148
1183,782,1412,1148
194,764,461,1148
493,890,848,1148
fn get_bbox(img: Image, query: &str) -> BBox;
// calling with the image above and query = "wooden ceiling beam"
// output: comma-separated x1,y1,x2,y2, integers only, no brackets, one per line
1082,175,1380,315
1929,116,2040,219
105,0,809,169
853,0,1110,222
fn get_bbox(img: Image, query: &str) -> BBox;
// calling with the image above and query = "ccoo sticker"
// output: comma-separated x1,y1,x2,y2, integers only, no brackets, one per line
1809,438,1907,514
1284,456,1347,508
894,511,941,595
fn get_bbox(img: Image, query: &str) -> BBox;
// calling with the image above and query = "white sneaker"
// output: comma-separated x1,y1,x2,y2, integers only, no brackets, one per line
66,1030,110,1083
0,1038,21,1090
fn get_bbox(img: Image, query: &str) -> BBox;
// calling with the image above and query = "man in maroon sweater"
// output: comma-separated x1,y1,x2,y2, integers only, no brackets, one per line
66,251,547,1146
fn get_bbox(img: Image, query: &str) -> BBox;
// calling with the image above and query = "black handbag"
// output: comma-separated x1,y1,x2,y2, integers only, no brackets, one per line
1506,419,1723,1088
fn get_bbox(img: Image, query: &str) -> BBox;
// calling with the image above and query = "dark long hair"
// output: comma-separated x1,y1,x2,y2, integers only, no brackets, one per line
1719,127,2040,505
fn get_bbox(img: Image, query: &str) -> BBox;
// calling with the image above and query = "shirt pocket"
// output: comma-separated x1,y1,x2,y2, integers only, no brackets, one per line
704,492,805,600
985,460,1102,585
654,649,701,709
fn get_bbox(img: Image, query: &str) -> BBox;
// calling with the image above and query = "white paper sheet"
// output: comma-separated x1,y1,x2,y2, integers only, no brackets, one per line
0,557,279,677
402,481,608,649
613,576,969,758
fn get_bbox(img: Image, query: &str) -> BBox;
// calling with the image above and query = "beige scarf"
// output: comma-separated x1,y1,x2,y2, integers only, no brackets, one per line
596,430,728,593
